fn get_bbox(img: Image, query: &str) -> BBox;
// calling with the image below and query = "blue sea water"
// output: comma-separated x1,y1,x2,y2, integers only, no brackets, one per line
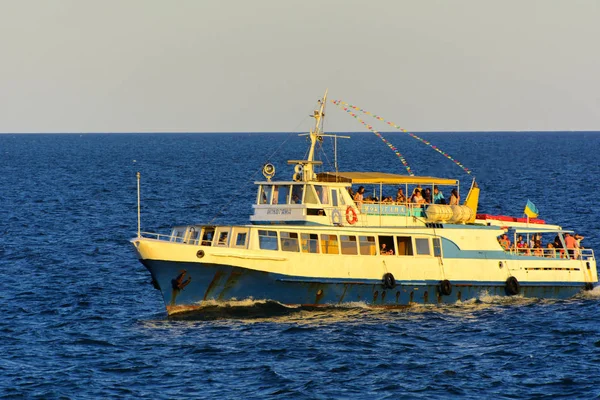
1,131,600,399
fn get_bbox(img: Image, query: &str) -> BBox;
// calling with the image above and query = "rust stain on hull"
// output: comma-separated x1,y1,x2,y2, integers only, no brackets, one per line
218,270,243,300
203,271,224,301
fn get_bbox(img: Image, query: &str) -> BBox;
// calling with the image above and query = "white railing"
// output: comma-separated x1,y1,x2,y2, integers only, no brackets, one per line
506,247,595,260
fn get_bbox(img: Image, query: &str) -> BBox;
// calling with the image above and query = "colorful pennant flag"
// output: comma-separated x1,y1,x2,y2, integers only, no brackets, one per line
331,100,414,176
331,99,473,176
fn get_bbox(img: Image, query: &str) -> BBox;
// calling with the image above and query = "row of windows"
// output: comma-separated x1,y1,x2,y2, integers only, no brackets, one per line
257,230,442,257
258,184,348,207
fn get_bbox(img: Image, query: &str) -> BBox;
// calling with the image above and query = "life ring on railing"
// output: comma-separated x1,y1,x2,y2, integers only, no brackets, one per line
331,209,342,225
345,206,358,225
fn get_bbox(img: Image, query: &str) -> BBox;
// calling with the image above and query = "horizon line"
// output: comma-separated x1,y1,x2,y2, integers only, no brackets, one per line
2,130,600,135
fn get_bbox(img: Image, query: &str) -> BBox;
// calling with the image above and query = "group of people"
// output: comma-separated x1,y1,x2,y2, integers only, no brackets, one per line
498,232,585,259
350,185,460,207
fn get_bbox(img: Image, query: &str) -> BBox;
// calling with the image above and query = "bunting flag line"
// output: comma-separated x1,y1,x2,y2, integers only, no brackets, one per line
331,100,414,176
331,100,473,175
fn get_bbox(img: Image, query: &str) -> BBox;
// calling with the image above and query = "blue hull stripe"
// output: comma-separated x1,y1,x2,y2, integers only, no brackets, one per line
142,260,588,313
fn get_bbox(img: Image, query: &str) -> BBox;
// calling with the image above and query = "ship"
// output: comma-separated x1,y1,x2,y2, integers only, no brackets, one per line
131,91,597,315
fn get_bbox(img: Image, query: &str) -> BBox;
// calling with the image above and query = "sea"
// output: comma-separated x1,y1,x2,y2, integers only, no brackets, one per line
1,131,600,399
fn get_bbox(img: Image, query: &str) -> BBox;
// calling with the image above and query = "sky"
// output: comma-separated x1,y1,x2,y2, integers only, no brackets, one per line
1,0,599,133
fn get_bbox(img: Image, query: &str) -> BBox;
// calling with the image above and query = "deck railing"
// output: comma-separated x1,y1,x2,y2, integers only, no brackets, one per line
506,247,595,260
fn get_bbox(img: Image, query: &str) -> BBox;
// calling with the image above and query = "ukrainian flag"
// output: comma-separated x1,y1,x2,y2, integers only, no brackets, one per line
524,200,539,218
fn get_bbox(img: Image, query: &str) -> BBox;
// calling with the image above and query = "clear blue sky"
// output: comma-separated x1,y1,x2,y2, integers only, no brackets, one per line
1,0,599,133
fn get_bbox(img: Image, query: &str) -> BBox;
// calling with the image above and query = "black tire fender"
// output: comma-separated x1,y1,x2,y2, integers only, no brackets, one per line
438,279,452,296
382,273,396,290
505,276,520,296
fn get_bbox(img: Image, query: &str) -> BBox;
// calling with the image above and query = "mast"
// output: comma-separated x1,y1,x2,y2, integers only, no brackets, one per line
303,89,328,181
289,90,349,182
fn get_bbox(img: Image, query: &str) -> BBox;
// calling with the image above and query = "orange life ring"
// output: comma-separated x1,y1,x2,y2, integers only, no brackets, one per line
346,206,358,225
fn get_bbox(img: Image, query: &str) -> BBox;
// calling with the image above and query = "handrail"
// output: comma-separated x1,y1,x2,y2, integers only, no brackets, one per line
505,247,595,260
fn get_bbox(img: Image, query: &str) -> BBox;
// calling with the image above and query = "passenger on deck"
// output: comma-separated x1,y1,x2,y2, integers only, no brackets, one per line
423,188,432,204
396,187,406,204
533,243,543,257
449,189,459,205
382,196,394,203
546,243,556,258
516,235,527,254
499,234,511,250
564,233,578,259
354,186,365,208
433,186,445,204
575,233,585,254
411,189,425,204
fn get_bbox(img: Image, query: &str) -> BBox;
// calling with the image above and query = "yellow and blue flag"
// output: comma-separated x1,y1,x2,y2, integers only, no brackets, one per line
524,200,539,218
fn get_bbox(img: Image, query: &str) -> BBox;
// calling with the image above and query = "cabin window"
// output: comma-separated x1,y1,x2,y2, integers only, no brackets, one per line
291,185,304,204
235,232,247,247
315,185,329,204
304,186,319,204
280,232,299,252
273,185,290,205
433,238,442,257
331,190,339,207
396,236,413,256
301,233,320,253
259,185,273,204
188,228,200,245
201,227,215,246
217,231,229,246
340,235,358,255
258,230,278,250
378,235,395,255
320,234,339,254
171,228,184,243
359,236,376,255
415,238,430,255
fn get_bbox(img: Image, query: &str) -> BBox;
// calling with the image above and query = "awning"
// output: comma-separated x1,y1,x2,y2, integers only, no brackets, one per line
316,172,458,186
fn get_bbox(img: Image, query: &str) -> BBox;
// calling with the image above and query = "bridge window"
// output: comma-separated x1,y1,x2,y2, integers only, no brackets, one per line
337,189,347,206
415,238,431,255
291,185,304,204
331,190,338,207
259,185,273,204
359,236,376,255
315,185,329,204
340,235,358,255
280,232,299,252
271,185,290,205
396,236,413,256
301,233,320,253
321,234,339,254
258,230,278,250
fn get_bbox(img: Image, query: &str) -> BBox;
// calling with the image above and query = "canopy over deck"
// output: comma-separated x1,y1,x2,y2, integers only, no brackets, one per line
316,172,458,186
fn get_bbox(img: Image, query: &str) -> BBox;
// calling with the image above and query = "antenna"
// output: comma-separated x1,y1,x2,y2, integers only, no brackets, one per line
136,172,141,238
